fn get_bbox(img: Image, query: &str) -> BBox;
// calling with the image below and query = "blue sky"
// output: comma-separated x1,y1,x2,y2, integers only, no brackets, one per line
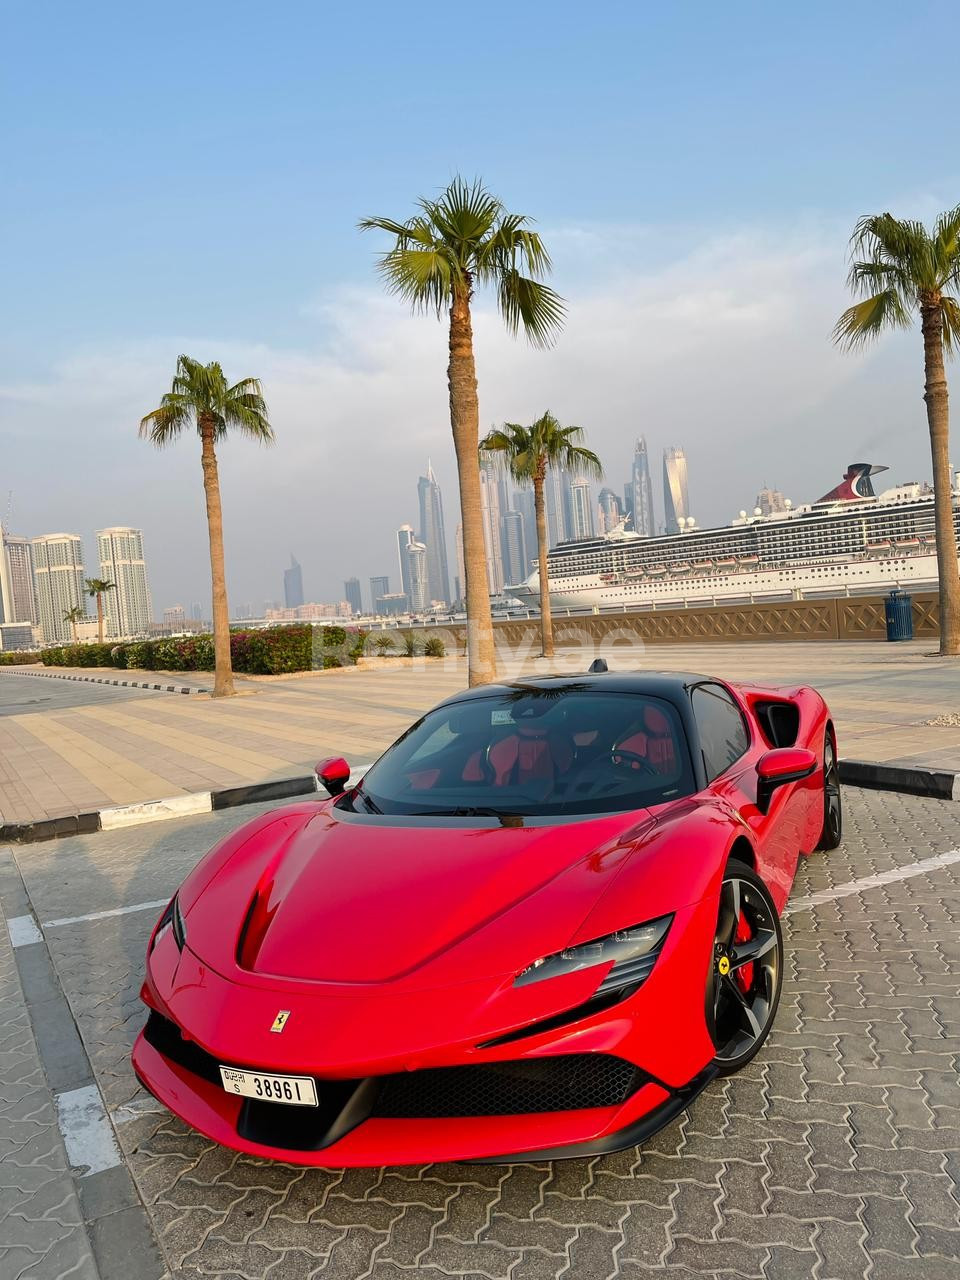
2,1,958,609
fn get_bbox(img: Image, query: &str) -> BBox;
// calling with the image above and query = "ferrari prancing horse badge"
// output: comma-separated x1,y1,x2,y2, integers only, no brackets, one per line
270,1010,291,1033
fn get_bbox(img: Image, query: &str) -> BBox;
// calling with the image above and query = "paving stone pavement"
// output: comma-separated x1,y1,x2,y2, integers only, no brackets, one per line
5,787,960,1279
0,897,99,1280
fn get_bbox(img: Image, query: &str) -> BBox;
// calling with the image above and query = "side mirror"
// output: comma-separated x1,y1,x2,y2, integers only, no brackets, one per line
755,747,817,814
315,756,350,797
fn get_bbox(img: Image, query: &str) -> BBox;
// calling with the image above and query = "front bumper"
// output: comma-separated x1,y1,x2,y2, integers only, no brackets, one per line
132,1012,715,1165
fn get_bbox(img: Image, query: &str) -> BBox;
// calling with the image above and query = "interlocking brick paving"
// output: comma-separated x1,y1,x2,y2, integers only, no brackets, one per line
9,787,960,1279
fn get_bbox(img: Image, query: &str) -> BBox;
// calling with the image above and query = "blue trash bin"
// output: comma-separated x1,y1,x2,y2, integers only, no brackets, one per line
884,590,913,641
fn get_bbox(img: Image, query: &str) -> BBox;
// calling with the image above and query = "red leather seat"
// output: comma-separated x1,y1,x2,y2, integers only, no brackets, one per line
486,723,574,789
613,705,677,775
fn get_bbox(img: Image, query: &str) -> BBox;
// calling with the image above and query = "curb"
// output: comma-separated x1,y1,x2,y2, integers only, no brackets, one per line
0,768,372,845
0,760,954,846
0,667,207,695
838,759,958,802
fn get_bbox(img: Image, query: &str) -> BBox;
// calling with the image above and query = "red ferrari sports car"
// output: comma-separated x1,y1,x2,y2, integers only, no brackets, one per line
133,668,841,1165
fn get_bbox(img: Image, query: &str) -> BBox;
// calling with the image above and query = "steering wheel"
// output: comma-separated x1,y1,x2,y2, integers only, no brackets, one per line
608,748,659,777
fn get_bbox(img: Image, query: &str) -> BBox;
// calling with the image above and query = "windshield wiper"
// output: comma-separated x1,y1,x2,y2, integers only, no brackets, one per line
354,788,382,814
411,805,523,821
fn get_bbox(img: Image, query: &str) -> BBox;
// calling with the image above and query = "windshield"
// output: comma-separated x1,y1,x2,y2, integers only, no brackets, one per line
344,687,695,817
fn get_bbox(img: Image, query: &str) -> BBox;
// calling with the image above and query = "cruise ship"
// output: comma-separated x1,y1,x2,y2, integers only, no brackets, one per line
514,463,960,611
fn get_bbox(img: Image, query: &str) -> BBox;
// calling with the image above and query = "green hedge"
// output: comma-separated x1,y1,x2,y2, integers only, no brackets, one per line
36,624,388,675
0,650,41,665
40,626,315,675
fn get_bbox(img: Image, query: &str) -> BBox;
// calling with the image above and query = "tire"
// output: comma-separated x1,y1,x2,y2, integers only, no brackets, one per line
707,860,783,1076
816,730,842,851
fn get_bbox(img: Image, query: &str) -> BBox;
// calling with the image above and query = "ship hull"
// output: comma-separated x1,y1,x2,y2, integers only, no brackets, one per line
516,552,941,611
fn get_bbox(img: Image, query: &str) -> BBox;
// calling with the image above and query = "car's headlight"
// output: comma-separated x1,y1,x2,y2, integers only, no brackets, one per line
514,915,672,995
153,894,187,952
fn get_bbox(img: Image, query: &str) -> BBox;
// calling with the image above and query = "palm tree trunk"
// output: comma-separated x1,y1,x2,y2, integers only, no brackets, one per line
199,416,236,696
448,284,497,685
533,470,554,657
96,593,104,645
921,302,960,656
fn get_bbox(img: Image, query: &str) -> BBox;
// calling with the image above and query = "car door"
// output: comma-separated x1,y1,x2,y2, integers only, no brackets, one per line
690,682,799,906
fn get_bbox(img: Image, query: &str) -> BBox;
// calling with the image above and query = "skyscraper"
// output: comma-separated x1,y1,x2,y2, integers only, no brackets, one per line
545,464,569,545
569,477,595,540
479,462,505,595
597,488,624,534
396,525,415,603
32,533,86,644
163,605,186,630
369,575,389,608
501,510,527,586
97,527,153,638
0,528,37,624
344,577,363,614
663,446,689,535
756,487,787,516
284,555,304,608
417,462,451,605
629,438,656,537
406,540,429,612
513,489,537,570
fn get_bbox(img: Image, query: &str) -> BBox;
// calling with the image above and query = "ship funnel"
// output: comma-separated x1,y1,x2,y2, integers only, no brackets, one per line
816,462,887,504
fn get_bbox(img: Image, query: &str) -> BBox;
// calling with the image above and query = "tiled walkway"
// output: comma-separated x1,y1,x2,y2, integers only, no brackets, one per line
0,639,957,824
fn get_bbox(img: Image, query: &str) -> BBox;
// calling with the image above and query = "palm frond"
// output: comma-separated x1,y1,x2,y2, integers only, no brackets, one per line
940,295,960,355
376,246,458,316
141,355,273,445
833,290,911,350
497,272,565,348
139,401,192,445
360,177,565,344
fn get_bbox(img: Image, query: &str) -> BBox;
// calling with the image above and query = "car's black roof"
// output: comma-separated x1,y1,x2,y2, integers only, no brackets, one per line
436,670,714,707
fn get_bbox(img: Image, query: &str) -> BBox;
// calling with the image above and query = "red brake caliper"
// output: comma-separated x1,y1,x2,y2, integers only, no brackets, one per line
734,911,753,992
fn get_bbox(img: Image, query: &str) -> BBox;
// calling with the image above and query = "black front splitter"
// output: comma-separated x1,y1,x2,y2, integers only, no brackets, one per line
466,1063,719,1163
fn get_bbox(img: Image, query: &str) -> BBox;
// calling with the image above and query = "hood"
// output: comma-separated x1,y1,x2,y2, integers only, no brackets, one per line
183,804,653,985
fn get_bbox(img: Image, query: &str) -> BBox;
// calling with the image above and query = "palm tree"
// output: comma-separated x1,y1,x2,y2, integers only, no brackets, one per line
62,606,84,644
359,178,564,686
834,208,960,656
480,412,602,658
140,356,273,696
85,578,115,645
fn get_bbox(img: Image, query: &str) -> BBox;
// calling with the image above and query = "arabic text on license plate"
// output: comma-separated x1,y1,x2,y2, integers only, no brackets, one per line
219,1067,318,1106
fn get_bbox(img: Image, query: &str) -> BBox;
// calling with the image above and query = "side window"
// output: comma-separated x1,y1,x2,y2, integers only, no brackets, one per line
691,684,750,781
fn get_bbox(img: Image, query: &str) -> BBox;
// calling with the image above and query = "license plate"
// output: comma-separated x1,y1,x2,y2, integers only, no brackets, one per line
219,1067,318,1107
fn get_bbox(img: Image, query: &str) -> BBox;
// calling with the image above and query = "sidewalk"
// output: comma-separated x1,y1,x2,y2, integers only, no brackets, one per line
0,640,957,826
0,892,98,1280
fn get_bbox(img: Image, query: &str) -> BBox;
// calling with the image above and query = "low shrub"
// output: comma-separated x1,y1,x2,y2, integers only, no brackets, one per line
321,654,342,669
423,635,445,658
0,650,41,665
373,634,395,655
38,626,316,675
320,625,347,649
123,640,157,670
401,632,421,657
39,644,115,667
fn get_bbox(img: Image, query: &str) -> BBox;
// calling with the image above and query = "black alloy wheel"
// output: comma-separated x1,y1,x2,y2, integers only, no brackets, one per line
817,731,843,851
708,860,783,1075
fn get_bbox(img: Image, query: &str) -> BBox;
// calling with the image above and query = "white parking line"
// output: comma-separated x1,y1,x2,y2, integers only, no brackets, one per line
43,899,168,929
55,1084,122,1176
7,914,43,947
786,847,960,915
